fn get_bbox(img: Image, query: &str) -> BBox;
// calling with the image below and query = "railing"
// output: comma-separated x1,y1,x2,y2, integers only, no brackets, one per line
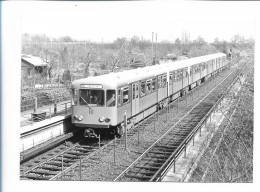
20,131,64,154
20,100,72,127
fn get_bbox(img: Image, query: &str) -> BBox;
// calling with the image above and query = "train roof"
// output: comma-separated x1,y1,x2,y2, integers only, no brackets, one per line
72,53,226,89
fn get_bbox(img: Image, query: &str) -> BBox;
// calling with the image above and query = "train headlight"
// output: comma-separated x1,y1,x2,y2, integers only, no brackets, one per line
105,117,110,123
74,115,83,121
78,115,83,121
99,117,105,122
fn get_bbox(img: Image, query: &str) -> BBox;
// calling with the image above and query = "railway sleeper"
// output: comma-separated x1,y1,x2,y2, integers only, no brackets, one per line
125,174,152,180
40,165,62,171
155,145,178,150
55,157,77,163
47,161,71,167
62,154,80,159
74,148,94,153
147,153,170,158
24,174,52,180
67,151,85,156
78,146,97,150
30,169,57,175
129,169,155,175
149,150,173,155
142,157,167,162
135,165,160,170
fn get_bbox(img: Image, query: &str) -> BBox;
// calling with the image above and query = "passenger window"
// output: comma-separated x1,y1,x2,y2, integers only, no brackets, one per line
169,73,172,85
122,87,129,104
136,83,139,98
152,78,156,91
132,84,135,100
179,70,183,80
163,75,167,87
185,68,188,78
117,89,121,106
146,80,151,94
107,90,116,107
141,81,146,97
158,76,162,88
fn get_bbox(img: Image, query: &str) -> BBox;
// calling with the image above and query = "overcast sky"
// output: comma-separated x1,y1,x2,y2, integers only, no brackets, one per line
20,1,256,43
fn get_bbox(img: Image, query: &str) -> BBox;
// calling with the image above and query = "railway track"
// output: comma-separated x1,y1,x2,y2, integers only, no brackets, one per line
20,137,111,180
114,64,247,181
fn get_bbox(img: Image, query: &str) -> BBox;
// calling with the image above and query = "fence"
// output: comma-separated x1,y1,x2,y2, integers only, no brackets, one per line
21,100,72,127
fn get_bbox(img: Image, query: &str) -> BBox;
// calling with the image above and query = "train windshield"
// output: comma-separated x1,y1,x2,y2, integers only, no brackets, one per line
79,89,104,107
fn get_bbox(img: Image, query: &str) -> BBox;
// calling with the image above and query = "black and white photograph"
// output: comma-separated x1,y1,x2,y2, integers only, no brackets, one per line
1,0,259,191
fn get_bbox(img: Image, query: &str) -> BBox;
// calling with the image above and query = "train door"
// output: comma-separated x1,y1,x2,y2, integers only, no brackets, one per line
131,82,139,116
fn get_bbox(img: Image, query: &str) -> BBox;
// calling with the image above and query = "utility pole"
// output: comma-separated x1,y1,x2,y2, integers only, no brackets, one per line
156,33,158,61
152,32,154,65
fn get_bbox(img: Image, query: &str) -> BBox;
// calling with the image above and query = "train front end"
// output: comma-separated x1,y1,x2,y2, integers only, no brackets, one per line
71,77,117,137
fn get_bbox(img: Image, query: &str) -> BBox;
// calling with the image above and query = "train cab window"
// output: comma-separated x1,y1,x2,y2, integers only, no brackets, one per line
122,87,129,104
162,75,167,87
190,67,193,76
146,80,151,94
141,81,146,97
71,88,78,105
152,78,156,91
107,90,116,107
79,89,104,107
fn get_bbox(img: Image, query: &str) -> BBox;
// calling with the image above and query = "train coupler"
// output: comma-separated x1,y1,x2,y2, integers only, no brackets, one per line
84,128,98,138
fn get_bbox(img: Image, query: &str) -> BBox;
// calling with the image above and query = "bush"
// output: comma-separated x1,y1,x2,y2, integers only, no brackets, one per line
21,88,71,112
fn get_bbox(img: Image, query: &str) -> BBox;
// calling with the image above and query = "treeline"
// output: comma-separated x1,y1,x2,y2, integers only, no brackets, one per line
21,33,254,81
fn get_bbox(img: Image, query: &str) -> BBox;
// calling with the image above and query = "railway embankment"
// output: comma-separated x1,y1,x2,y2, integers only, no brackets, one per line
181,61,253,182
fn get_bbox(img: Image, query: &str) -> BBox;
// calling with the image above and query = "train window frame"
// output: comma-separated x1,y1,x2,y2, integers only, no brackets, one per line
151,78,156,92
106,89,116,107
79,89,105,107
132,84,135,100
146,80,152,94
158,75,162,88
140,81,146,97
172,71,176,82
169,73,173,85
179,70,183,80
162,74,167,87
117,89,121,107
122,86,130,104
185,68,189,78
136,82,139,98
